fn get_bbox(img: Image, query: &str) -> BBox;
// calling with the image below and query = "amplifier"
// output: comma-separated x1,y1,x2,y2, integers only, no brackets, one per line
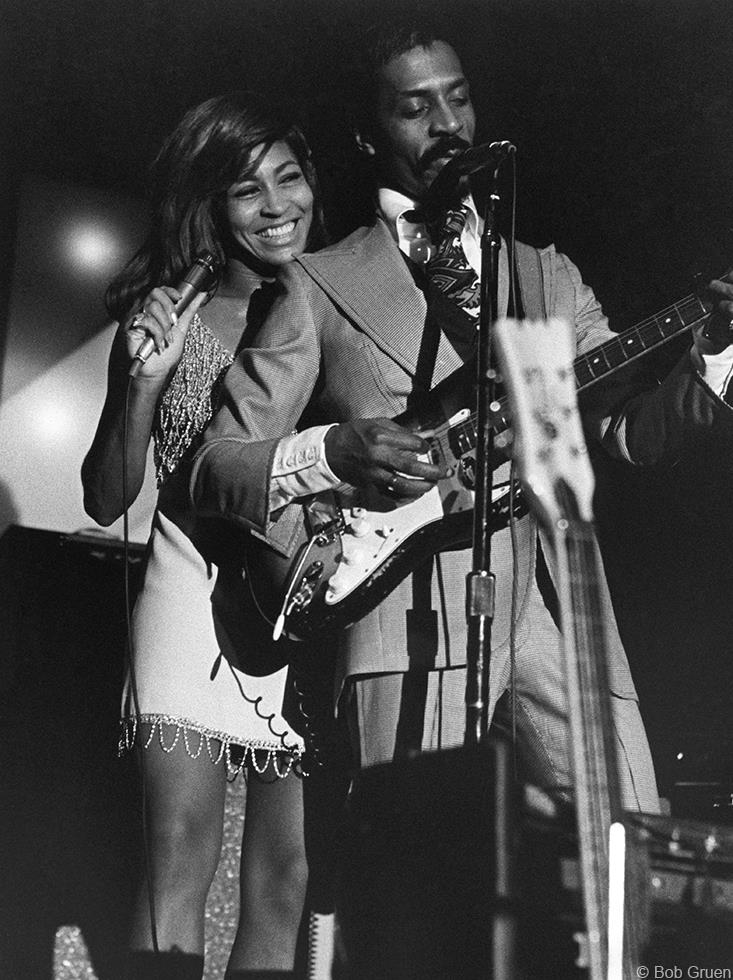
337,745,733,979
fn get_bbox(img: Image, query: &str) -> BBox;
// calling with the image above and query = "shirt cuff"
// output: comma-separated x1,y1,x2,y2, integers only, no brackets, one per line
269,424,349,514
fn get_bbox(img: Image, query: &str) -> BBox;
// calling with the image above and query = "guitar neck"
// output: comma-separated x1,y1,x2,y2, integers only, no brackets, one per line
573,292,707,392
436,291,708,455
561,517,621,818
553,508,617,980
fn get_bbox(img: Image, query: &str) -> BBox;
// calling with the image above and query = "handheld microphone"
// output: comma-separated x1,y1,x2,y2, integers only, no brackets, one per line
129,251,219,377
427,140,516,204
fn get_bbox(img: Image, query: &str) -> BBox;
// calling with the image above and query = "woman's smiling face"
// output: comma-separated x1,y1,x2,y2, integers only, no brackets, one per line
225,140,314,273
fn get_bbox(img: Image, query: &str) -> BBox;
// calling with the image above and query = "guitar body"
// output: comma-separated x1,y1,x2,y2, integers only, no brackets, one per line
249,501,475,640
250,287,708,643
248,425,519,640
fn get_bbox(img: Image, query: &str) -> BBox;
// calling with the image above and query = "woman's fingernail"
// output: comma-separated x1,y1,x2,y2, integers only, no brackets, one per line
170,312,178,327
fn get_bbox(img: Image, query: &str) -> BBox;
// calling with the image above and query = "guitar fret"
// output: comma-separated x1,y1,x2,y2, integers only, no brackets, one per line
576,346,611,384
638,318,666,343
601,342,628,370
617,331,645,358
676,294,708,325
574,359,598,388
654,307,685,338
648,313,673,340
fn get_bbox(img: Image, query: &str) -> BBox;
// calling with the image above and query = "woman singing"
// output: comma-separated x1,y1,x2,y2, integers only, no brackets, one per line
82,91,325,980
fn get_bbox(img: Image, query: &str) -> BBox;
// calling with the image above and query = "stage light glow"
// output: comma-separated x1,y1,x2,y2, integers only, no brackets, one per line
64,218,126,275
34,397,74,441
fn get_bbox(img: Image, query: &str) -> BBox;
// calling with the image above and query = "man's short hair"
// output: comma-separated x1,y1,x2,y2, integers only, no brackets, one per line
362,19,445,74
351,12,459,136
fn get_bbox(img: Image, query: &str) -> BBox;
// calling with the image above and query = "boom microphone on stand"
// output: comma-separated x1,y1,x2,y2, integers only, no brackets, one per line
427,141,516,205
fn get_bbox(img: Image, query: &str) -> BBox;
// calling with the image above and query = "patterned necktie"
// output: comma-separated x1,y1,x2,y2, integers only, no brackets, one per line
425,204,481,325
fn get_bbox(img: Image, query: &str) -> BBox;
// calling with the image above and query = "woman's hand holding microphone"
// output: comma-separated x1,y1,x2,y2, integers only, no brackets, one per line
126,252,219,380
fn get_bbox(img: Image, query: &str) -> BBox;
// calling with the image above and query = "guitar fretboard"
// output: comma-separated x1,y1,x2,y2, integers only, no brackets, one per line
442,292,708,462
573,294,707,388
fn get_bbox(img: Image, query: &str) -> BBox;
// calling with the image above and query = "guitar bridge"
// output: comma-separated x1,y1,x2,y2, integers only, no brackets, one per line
313,517,345,547
305,493,346,546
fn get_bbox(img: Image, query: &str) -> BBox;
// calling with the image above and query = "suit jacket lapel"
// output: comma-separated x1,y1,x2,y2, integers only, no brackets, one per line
297,221,463,379
296,220,515,383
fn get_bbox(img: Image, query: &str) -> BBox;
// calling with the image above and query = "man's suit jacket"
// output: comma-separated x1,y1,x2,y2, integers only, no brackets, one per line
190,219,731,701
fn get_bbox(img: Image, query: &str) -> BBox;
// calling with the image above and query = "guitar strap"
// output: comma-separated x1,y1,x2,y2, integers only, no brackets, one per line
512,240,546,321
403,256,443,400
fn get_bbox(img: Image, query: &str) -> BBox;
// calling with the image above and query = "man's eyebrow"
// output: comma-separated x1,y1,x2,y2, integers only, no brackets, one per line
396,76,469,98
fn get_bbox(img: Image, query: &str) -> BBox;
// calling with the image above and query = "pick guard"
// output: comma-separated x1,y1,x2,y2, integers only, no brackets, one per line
325,474,493,607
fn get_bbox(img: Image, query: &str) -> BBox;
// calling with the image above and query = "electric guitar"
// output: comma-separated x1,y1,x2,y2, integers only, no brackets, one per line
250,288,708,642
494,314,645,978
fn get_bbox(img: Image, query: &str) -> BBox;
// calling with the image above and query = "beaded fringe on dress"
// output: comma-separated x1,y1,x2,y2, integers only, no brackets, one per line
119,714,301,780
153,313,233,484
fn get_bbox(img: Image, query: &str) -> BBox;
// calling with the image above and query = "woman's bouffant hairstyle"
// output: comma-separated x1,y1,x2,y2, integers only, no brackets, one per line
106,90,326,321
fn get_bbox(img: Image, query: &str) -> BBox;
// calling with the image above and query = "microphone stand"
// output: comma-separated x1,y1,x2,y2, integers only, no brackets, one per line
464,164,518,980
464,167,501,747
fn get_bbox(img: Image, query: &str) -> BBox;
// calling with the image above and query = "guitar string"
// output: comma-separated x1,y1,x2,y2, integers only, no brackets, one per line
433,297,708,458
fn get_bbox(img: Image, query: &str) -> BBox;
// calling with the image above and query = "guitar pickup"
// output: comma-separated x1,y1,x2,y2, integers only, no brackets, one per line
444,408,473,458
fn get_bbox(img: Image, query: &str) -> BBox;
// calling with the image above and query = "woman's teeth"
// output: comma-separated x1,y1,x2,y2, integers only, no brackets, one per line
258,221,295,239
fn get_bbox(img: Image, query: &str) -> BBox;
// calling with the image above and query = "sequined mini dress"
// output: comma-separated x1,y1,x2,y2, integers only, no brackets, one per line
120,313,303,776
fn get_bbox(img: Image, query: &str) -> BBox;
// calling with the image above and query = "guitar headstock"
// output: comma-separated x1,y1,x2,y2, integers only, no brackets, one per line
494,317,595,529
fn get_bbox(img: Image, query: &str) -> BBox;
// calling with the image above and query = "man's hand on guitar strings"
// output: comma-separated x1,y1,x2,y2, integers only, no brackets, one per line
324,418,444,500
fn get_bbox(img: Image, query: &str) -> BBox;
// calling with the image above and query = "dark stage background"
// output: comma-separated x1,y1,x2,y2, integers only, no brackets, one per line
1,0,733,975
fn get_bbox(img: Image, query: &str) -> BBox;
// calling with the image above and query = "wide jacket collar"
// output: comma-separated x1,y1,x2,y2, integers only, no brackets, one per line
295,219,514,381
